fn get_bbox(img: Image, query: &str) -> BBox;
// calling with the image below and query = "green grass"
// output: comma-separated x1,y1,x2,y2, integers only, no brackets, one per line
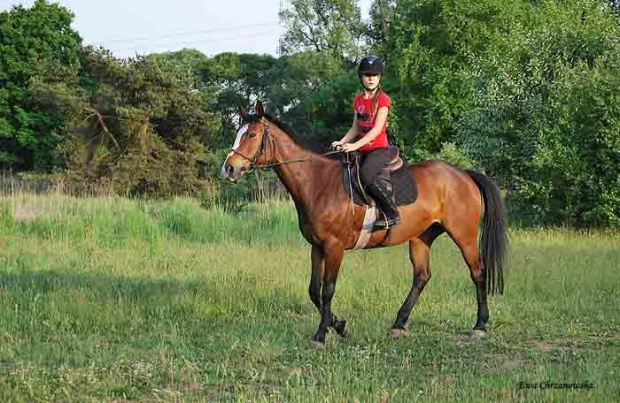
0,194,619,401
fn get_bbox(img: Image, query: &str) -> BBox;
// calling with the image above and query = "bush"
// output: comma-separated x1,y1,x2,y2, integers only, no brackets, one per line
455,0,620,227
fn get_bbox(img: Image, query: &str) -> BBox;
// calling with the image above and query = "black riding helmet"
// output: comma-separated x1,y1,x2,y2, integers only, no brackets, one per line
358,56,384,91
358,56,384,76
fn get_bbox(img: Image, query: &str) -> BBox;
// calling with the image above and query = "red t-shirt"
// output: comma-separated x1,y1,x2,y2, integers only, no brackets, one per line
352,91,392,152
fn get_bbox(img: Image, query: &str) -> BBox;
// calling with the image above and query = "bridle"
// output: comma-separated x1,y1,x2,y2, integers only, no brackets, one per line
230,120,274,171
229,118,341,171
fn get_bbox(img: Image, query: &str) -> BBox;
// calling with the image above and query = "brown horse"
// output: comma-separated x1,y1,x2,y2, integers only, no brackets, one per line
221,101,508,347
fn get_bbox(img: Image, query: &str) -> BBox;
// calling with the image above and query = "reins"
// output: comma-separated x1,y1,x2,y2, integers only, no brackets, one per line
230,120,344,170
257,150,343,169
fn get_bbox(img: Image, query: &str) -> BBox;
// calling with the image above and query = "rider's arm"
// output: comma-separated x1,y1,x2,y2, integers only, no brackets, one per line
335,113,359,144
351,106,388,149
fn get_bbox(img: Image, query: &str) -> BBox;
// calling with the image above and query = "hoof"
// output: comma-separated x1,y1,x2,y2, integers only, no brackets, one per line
333,320,348,338
311,340,326,349
389,328,411,339
470,329,488,339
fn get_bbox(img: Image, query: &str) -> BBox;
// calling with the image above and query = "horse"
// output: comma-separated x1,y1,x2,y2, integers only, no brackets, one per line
221,100,509,347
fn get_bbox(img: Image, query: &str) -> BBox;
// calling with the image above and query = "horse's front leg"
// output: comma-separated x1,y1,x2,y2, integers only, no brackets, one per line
309,244,347,338
311,242,345,347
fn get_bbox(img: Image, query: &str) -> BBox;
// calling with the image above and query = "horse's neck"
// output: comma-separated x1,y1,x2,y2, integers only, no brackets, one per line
270,127,336,207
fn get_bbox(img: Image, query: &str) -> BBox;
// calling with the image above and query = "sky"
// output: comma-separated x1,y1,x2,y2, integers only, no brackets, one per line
0,0,373,58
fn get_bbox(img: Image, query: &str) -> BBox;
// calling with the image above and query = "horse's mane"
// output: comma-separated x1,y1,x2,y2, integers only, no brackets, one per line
243,113,336,157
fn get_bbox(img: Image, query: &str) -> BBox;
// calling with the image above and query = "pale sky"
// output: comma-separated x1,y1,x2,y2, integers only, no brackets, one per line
0,0,372,58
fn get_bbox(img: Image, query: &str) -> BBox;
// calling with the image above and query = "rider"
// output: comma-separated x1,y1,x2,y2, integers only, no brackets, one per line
331,56,401,228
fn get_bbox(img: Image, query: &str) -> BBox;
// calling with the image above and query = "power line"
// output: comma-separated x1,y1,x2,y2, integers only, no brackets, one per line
107,29,281,54
95,20,279,46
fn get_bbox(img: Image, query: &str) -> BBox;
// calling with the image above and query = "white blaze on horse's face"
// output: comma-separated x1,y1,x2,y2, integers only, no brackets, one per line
221,124,249,181
232,124,248,151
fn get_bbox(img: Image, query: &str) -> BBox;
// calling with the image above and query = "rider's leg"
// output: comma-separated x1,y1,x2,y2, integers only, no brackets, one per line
359,149,390,186
360,149,401,228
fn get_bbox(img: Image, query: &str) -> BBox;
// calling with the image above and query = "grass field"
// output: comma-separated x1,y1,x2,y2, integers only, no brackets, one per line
0,193,619,402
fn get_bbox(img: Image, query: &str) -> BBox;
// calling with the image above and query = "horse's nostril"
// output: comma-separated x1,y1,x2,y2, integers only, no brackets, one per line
226,165,233,176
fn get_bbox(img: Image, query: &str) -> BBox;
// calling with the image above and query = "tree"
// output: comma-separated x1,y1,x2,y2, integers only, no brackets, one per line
0,0,81,171
279,0,365,63
201,53,277,147
38,47,218,196
457,0,620,226
201,51,345,144
146,49,209,91
386,0,516,153
365,0,396,59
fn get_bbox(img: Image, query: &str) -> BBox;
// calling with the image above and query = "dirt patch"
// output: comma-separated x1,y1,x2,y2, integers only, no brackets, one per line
486,354,532,374
183,381,205,391
526,332,620,352
454,333,470,345
528,337,590,352
353,397,389,403
453,331,488,346
531,341,555,352
12,205,38,222
551,337,586,347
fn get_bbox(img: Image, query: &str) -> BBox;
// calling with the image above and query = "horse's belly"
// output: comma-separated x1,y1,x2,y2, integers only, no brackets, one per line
364,204,437,248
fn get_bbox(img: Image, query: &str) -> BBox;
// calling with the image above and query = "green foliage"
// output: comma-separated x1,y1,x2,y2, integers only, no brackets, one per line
0,0,82,171
203,51,347,144
365,0,397,58
457,0,620,226
146,49,209,91
388,0,502,152
198,184,251,214
202,53,279,145
279,0,365,61
49,47,218,196
304,73,359,143
437,141,475,169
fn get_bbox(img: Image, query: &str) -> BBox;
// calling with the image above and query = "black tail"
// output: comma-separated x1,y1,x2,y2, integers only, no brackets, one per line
466,170,509,295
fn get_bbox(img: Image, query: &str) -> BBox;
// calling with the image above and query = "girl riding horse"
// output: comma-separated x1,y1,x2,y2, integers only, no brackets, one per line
332,56,400,229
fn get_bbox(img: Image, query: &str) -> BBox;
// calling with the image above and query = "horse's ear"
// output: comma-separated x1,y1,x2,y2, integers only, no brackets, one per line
240,106,249,122
255,100,264,117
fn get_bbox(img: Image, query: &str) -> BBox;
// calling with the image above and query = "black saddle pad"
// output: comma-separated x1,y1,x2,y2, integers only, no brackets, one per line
343,163,418,207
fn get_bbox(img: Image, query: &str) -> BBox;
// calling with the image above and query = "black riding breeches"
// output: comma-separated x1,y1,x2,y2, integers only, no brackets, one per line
359,148,391,186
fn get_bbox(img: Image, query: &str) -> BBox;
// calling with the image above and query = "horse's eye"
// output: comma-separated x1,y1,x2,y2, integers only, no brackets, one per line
248,132,256,138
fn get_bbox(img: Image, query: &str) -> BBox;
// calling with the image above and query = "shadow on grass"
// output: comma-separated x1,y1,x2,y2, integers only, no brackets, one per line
0,268,206,300
0,269,310,333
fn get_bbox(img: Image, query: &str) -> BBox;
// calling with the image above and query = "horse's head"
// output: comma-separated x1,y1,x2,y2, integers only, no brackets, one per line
221,100,271,183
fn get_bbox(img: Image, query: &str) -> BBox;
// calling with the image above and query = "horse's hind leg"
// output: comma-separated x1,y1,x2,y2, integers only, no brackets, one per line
391,225,443,337
447,232,489,332
463,241,489,331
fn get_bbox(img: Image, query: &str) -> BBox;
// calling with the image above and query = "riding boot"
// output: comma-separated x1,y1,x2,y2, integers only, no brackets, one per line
366,178,401,229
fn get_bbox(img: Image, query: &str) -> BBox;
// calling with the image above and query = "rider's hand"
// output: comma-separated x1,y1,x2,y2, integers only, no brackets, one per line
340,143,359,153
331,141,344,150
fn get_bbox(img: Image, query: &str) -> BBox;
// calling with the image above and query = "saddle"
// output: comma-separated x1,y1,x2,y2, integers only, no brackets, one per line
342,147,418,207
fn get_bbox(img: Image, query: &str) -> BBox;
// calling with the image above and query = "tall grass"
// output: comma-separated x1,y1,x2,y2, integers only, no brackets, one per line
0,192,618,401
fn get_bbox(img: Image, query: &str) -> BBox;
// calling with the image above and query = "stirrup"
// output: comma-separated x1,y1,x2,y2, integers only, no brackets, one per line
373,211,401,230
